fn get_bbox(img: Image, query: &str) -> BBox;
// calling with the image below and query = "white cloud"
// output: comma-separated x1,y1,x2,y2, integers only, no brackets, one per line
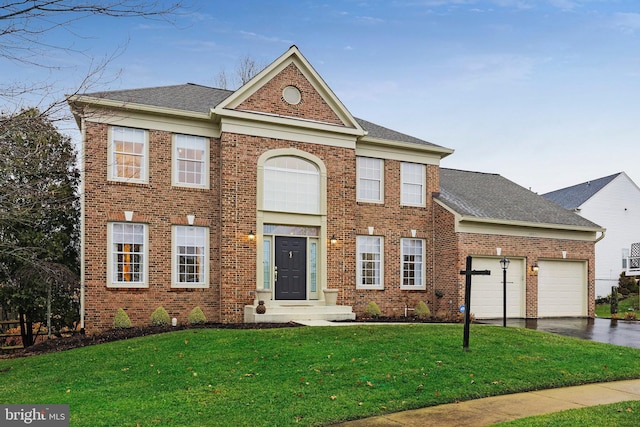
610,12,640,34
238,31,293,44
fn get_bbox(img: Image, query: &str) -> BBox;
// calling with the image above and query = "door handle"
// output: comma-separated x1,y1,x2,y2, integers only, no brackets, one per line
274,266,278,282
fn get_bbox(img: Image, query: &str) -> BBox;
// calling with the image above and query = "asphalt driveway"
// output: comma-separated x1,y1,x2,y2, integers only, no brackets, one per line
480,317,640,349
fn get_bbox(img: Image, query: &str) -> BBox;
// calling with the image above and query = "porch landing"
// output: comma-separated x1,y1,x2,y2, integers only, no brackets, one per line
244,301,356,323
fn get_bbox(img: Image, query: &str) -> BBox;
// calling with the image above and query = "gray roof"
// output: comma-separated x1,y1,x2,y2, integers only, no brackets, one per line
438,168,602,229
542,173,622,210
81,83,446,149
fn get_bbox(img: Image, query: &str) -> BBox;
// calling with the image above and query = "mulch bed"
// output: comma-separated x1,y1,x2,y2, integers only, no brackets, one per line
2,316,462,359
1,322,300,359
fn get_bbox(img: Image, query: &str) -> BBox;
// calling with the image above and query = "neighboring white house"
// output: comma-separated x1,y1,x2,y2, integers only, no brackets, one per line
543,172,640,298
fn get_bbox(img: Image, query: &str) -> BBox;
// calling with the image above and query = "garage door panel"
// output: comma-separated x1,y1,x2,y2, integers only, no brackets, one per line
470,258,525,319
538,260,586,317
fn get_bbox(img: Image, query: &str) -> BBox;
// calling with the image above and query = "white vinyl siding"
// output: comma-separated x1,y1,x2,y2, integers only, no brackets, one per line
357,157,383,203
357,236,383,289
401,162,425,206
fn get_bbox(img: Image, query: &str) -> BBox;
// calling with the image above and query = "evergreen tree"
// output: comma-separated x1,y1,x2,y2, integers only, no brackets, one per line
0,108,80,346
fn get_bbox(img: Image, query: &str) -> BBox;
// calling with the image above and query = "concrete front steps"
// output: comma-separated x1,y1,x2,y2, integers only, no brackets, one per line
244,301,355,323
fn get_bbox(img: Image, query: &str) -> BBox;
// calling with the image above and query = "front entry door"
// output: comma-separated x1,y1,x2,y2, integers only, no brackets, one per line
275,236,307,300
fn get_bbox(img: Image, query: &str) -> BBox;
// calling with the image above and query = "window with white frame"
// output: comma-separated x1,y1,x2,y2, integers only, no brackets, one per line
110,126,147,182
109,222,147,287
357,157,383,202
357,236,383,288
173,226,208,288
401,162,425,206
264,156,320,214
174,134,208,187
401,238,425,289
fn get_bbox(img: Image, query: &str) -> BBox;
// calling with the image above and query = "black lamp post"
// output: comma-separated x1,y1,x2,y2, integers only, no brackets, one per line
500,257,510,327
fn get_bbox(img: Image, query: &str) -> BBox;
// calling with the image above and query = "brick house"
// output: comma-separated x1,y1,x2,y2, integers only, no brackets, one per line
69,46,603,333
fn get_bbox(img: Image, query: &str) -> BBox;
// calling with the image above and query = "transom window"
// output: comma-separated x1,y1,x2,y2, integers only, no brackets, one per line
109,222,147,287
357,236,383,289
173,226,208,288
110,126,147,182
401,162,425,206
174,134,208,187
357,157,383,202
401,238,425,289
264,156,320,214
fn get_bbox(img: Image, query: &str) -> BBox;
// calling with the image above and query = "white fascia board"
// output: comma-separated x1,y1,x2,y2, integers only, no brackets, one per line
73,102,220,138
357,136,454,161
216,46,364,132
216,110,359,149
434,200,604,241
356,140,447,165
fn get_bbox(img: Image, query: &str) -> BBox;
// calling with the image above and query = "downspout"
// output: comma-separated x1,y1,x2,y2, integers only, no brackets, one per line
595,230,606,244
79,116,86,333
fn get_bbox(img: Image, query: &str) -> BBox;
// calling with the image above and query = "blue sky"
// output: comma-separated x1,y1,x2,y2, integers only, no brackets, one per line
2,0,639,193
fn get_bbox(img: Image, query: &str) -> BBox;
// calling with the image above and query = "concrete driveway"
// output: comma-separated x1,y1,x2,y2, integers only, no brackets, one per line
480,317,640,349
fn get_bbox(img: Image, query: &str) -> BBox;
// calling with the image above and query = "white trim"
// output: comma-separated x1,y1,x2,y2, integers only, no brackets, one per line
106,222,149,288
171,225,210,289
107,126,149,184
400,238,426,290
401,162,426,207
356,157,384,203
172,133,210,189
356,235,384,290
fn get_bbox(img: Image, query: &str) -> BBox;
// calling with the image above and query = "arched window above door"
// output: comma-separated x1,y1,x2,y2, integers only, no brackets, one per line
263,156,320,214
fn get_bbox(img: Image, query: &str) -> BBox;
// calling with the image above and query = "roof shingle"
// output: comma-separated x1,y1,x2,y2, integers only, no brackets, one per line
438,168,602,229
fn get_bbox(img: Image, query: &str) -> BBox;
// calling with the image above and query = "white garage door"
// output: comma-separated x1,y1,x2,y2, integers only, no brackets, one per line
469,257,525,319
537,260,587,317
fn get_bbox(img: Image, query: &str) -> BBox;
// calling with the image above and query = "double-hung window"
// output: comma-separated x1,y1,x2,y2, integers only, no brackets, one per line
401,162,425,206
108,222,148,287
401,238,425,289
173,226,209,288
357,157,383,203
356,236,383,289
174,134,208,188
109,126,147,183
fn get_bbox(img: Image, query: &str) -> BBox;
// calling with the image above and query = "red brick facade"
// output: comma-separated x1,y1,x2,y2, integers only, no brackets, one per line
77,48,596,333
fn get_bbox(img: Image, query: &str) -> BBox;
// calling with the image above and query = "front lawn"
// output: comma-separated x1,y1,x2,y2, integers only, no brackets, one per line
596,294,639,318
497,400,640,426
1,324,639,426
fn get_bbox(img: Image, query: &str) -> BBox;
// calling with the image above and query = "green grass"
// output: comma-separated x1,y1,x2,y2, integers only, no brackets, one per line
596,294,639,318
497,400,640,426
1,324,640,426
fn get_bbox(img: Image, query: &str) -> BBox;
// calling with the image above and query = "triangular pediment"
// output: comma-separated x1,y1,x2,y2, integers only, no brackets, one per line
213,46,363,134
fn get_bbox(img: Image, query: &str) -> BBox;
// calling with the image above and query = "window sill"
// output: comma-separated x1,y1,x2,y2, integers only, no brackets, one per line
107,283,148,289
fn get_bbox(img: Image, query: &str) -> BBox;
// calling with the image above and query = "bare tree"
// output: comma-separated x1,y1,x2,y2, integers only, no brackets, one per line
214,54,265,89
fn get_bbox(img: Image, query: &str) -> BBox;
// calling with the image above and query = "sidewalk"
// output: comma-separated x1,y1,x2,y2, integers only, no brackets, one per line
331,379,640,426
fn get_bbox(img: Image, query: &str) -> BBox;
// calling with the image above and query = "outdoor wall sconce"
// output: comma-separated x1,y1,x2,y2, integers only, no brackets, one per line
530,262,539,275
248,230,255,241
330,235,337,245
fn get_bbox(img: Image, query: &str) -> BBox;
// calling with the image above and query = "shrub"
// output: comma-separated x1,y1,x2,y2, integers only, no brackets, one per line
188,306,207,325
365,301,381,317
113,308,132,329
624,311,638,321
150,306,171,326
414,301,431,319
